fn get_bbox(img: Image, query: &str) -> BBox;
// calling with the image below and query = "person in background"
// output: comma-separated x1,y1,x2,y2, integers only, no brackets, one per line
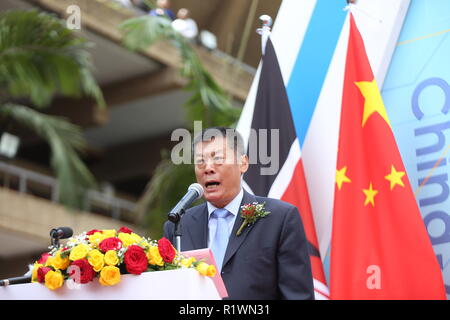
172,8,198,40
149,0,175,20
113,0,133,8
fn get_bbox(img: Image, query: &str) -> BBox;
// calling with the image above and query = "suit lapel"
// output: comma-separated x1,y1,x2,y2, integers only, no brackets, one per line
222,190,257,268
183,203,208,250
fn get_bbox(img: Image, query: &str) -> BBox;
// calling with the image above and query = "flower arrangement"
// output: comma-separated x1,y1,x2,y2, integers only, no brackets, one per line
32,227,216,290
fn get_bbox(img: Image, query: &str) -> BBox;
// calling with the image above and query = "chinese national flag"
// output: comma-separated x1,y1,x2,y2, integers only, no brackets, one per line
330,14,446,299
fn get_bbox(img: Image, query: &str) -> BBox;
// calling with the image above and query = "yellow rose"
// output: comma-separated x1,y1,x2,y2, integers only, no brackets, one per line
69,244,90,261
130,233,142,244
146,246,164,266
118,232,135,247
104,250,119,266
45,256,54,267
51,251,70,270
102,229,117,238
31,263,43,283
89,232,106,248
206,265,217,277
141,241,151,249
87,249,105,272
180,257,196,268
196,262,217,277
99,266,121,286
44,270,64,290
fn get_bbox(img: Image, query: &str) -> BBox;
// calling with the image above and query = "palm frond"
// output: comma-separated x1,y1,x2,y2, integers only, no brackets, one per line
120,15,239,128
135,151,198,238
0,9,104,108
120,15,242,234
0,103,97,209
120,15,174,51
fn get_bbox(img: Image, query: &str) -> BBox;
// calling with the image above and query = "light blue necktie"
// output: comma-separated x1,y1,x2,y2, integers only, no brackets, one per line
210,208,231,272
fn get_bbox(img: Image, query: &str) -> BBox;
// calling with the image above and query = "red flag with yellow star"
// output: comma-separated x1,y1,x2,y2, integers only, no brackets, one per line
329,14,445,299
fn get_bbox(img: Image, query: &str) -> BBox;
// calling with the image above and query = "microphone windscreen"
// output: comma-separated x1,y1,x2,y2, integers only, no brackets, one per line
59,227,73,238
50,227,73,239
188,183,204,198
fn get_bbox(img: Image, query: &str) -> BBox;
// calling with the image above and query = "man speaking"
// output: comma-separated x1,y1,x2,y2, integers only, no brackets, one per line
164,127,314,300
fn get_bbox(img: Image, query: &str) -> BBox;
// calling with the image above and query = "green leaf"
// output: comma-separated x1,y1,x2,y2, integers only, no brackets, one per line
120,15,242,236
0,9,105,108
120,15,239,126
0,103,97,209
119,15,174,51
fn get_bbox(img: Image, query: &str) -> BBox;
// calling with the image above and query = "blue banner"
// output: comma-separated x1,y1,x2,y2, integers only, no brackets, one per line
382,0,450,297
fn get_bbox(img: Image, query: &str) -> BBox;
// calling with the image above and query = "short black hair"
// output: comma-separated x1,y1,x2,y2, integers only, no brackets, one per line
192,127,245,157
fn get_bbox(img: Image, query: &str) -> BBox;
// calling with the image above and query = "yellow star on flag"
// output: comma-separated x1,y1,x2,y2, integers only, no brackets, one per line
363,182,378,207
336,166,352,190
385,165,406,190
355,79,391,128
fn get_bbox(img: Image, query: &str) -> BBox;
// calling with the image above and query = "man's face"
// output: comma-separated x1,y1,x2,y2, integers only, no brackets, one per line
194,136,248,208
177,8,188,19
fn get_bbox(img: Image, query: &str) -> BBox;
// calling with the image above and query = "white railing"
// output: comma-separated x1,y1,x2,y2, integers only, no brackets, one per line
0,161,136,220
84,189,136,220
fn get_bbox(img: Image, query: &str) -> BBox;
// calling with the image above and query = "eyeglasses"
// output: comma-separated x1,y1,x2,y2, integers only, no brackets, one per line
194,155,225,168
194,154,245,168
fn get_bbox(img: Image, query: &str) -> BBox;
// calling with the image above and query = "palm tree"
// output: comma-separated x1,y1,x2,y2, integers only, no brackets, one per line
120,13,241,236
0,9,104,209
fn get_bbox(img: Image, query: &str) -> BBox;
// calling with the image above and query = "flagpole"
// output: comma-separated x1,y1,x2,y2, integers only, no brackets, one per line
343,0,383,23
256,14,272,55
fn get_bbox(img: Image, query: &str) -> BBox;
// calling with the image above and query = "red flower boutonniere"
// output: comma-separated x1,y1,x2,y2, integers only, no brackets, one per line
236,202,270,236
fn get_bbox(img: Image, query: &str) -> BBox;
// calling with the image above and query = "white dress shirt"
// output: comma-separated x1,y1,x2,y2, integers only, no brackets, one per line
206,188,244,248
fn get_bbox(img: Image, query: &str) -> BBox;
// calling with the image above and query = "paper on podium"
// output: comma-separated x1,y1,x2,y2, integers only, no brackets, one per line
181,248,228,299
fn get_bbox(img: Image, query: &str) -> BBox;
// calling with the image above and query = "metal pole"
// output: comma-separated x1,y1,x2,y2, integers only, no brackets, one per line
174,220,182,252
256,15,273,55
171,208,185,252
236,0,260,62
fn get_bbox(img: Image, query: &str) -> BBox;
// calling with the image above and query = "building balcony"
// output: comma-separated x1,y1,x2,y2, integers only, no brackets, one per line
0,0,282,278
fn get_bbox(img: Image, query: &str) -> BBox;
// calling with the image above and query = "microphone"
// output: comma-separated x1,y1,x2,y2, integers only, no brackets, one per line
49,227,73,239
168,183,204,223
0,275,31,286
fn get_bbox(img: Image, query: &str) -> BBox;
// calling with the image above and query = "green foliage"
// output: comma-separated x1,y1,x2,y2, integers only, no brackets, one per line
0,9,104,209
120,15,240,129
0,104,96,209
120,15,241,237
0,9,104,108
135,151,199,237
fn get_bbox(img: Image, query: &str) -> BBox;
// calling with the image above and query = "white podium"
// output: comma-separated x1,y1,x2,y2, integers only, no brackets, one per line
0,269,221,300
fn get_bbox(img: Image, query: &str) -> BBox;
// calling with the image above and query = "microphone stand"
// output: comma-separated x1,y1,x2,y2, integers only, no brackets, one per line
0,275,31,287
1,228,69,287
168,208,185,252
50,230,62,250
51,235,60,249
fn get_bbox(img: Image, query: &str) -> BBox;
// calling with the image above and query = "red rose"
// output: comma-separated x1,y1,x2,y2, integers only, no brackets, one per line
242,204,256,217
124,245,148,275
99,237,123,253
158,237,176,263
86,229,102,236
37,252,51,264
69,259,95,284
118,227,133,234
37,266,52,283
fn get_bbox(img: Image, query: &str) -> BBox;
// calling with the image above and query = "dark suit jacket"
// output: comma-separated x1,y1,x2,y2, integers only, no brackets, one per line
163,190,314,300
